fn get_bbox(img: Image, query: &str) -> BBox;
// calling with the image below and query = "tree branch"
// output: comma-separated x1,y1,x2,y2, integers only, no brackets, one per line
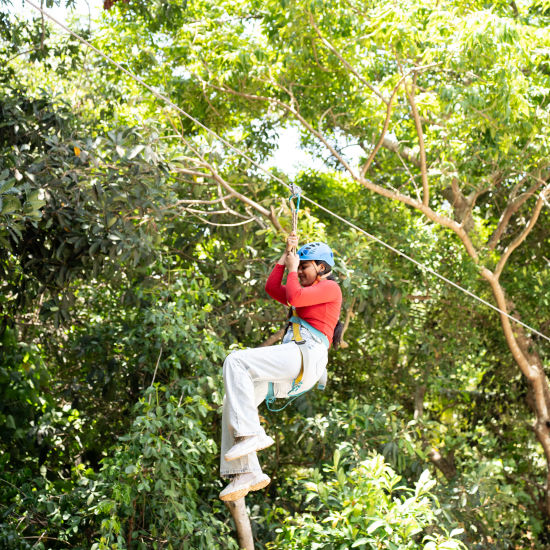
200,77,360,179
494,186,550,279
167,116,285,232
182,207,230,215
481,269,550,501
355,169,480,262
176,194,232,205
194,73,479,262
487,179,542,250
360,77,406,177
308,12,388,105
404,73,429,207
259,328,286,347
339,296,356,348
414,384,426,419
482,268,538,380
6,49,38,64
186,214,257,227
225,499,254,550
173,167,213,179
381,135,420,167
427,448,456,480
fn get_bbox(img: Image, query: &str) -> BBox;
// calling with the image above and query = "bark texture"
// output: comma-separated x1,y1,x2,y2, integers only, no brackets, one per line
225,498,254,550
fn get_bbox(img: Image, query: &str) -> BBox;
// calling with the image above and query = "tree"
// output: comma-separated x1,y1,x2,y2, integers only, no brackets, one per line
3,1,550,547
98,0,550,519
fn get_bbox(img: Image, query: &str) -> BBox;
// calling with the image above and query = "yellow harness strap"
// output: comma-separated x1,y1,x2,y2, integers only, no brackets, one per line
292,322,304,383
292,322,303,343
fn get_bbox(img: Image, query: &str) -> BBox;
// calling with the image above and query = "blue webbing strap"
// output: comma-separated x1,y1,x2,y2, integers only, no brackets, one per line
264,318,329,412
265,382,308,412
289,316,330,349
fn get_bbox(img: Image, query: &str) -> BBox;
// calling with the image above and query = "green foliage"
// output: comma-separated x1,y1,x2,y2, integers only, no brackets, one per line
271,452,466,550
0,259,236,548
1,1,550,549
89,384,235,550
0,89,177,322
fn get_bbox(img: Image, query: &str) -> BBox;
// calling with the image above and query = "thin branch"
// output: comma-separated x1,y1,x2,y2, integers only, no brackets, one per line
167,115,284,232
199,80,223,118
181,204,250,220
243,206,267,229
176,194,232,205
360,76,406,177
339,296,356,348
494,186,550,279
341,0,368,17
310,38,331,73
147,347,163,403
208,168,283,230
308,12,387,104
404,73,429,207
173,156,211,168
488,179,542,250
40,0,45,50
6,48,38,64
199,77,360,179
381,135,420,167
172,167,213,179
218,182,253,220
188,214,257,227
214,183,259,221
183,207,230,215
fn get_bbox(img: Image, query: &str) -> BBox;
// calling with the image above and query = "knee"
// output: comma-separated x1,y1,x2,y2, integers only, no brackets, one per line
223,350,242,378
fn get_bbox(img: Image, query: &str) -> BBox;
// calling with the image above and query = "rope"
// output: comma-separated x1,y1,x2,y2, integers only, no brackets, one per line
25,1,550,345
291,200,299,235
288,183,302,253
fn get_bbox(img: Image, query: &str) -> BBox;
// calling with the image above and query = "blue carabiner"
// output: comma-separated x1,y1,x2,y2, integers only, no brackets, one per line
289,183,302,212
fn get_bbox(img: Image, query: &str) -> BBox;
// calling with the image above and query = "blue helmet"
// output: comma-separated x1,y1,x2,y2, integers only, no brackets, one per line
297,242,335,267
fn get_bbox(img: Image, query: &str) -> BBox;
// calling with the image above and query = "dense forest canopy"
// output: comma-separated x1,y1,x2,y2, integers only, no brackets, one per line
1,0,550,548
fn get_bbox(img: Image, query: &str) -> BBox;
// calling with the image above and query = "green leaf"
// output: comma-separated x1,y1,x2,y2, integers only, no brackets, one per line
367,520,385,534
333,448,341,469
127,145,145,159
1,196,20,214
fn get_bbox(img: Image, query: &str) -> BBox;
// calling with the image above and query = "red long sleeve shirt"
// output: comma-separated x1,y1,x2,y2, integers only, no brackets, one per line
265,264,342,347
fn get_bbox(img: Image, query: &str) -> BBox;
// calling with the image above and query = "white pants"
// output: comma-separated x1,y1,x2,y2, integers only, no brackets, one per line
220,327,328,477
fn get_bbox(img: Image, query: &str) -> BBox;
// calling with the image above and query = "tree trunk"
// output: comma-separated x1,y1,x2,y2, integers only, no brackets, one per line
225,498,254,550
484,269,550,518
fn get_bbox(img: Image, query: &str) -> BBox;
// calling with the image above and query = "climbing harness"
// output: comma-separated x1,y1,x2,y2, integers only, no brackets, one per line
265,313,329,412
27,0,550,346
290,315,330,349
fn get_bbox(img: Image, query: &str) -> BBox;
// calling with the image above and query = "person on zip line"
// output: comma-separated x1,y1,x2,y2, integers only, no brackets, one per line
219,231,343,501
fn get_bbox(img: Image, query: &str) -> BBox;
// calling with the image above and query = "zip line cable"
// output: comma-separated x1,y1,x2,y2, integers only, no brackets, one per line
24,1,550,345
